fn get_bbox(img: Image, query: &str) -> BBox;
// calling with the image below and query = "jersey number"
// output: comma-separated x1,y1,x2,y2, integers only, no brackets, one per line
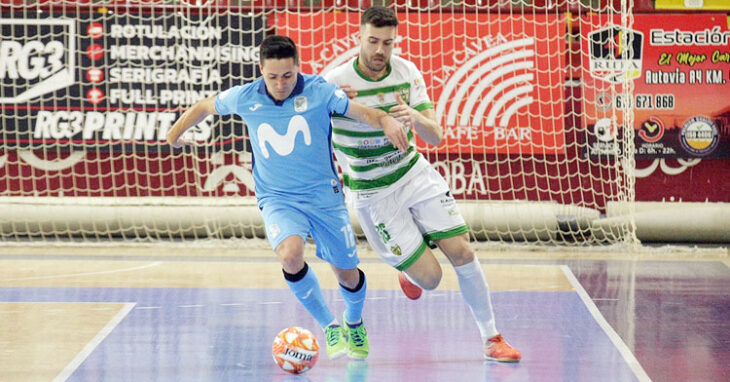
340,224,355,248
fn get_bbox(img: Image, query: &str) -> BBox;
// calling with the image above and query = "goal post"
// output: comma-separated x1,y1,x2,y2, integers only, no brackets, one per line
0,0,637,246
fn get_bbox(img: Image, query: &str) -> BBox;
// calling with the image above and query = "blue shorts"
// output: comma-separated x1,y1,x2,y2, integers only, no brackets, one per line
260,198,359,270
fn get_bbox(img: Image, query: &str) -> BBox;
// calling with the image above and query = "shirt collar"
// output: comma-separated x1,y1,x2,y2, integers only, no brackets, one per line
353,56,392,82
257,73,305,105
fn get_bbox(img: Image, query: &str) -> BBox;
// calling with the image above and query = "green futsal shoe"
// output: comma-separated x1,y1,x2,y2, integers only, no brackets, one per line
324,324,348,359
343,313,369,359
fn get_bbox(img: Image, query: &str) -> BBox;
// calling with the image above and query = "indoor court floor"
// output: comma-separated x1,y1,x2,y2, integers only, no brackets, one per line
0,244,727,382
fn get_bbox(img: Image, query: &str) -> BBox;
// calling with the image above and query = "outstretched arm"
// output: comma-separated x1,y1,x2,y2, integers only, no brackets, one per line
345,101,409,152
389,92,443,146
166,95,218,148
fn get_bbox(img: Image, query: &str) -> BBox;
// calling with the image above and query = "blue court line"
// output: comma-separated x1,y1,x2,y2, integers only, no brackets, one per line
0,285,644,382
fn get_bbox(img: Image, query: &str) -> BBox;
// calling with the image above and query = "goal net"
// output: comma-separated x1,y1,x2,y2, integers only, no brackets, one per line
0,0,636,246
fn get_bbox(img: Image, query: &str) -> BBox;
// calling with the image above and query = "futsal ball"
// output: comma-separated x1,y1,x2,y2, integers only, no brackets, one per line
272,326,320,374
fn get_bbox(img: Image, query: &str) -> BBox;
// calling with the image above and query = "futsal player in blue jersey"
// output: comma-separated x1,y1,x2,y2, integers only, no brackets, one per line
166,35,408,360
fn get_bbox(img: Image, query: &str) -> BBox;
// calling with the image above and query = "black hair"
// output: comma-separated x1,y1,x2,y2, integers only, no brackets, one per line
259,35,299,65
361,6,399,28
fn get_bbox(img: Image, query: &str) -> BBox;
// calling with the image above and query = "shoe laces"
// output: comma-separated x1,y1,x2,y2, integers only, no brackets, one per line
326,326,342,346
349,324,367,347
488,334,504,345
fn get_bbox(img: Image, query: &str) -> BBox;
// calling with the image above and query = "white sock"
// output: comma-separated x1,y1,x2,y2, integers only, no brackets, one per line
453,258,499,342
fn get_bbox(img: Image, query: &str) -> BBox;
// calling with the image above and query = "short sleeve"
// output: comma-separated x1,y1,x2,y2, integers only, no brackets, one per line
322,70,335,85
409,64,433,111
317,77,350,115
214,85,244,116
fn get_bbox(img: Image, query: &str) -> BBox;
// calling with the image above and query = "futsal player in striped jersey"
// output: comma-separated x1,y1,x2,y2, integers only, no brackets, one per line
324,6,521,362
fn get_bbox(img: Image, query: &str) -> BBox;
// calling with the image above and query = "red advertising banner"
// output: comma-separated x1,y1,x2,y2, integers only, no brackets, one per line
277,12,566,154
581,14,730,158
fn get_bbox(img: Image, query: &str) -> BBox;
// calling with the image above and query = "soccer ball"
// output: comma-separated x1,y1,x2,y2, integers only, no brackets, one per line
272,326,320,374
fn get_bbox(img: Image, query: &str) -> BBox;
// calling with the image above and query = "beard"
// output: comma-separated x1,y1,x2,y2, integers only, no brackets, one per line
364,54,387,72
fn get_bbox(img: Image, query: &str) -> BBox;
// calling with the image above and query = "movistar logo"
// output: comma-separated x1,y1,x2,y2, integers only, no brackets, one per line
257,115,311,158
436,38,535,128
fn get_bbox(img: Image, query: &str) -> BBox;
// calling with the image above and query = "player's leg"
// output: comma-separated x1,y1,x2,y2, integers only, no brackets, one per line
411,166,521,362
262,202,347,359
274,236,336,331
437,234,521,362
309,201,368,359
399,247,442,291
357,195,443,298
412,193,499,342
330,264,369,359
330,265,365,325
436,234,498,340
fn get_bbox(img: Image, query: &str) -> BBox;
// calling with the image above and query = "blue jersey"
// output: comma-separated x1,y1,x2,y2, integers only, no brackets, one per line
214,74,350,204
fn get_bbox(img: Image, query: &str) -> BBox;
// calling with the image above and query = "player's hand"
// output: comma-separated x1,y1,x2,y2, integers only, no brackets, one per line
339,83,358,100
389,92,417,127
172,138,196,149
382,116,409,152
167,133,195,149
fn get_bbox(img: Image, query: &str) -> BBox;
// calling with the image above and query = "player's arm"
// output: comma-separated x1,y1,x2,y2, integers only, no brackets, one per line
338,83,358,100
166,95,218,148
389,92,443,146
346,101,409,152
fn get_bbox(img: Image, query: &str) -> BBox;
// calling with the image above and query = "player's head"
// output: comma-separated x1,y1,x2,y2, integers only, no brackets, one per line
259,35,300,101
359,6,398,75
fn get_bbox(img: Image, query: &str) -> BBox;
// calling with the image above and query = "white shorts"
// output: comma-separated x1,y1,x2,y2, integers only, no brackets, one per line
356,165,468,270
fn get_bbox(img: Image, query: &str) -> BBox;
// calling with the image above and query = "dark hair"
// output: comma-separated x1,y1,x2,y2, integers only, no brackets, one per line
259,35,299,65
361,6,399,28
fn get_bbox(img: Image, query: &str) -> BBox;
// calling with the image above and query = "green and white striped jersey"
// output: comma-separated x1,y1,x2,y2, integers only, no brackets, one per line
324,55,434,206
